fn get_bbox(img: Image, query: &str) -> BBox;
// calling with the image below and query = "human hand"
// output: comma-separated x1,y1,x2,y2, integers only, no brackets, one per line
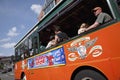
78,28,85,34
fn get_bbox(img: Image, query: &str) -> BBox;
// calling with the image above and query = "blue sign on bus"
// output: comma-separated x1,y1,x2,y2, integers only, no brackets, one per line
28,47,66,69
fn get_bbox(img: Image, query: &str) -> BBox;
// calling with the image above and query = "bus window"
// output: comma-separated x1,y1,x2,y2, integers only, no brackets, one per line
29,37,33,56
50,0,113,38
33,36,38,54
23,39,29,58
19,44,24,59
38,0,114,49
38,29,51,51
43,0,62,15
44,0,56,14
28,31,39,56
15,48,21,61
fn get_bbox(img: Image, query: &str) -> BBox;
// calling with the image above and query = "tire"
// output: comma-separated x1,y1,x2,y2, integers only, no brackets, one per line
74,69,107,80
21,74,27,80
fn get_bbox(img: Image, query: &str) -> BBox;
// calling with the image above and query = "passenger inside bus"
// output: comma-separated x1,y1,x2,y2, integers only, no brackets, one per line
38,0,113,52
86,6,112,31
78,23,89,35
53,26,69,45
46,35,55,49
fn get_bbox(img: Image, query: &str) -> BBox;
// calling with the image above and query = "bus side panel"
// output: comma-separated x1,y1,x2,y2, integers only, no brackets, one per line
62,59,114,80
48,66,68,80
94,22,120,79
14,61,22,80
62,22,120,80
14,60,30,80
110,58,120,79
15,22,120,80
28,68,50,80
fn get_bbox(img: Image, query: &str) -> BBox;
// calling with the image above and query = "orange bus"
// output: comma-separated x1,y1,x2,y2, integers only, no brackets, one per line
14,0,120,80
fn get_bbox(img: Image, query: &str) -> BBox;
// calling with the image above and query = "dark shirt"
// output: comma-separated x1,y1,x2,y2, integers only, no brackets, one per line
56,32,69,43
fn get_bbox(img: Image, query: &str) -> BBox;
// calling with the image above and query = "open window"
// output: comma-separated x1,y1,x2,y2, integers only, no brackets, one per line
38,0,113,50
15,30,39,60
28,31,39,56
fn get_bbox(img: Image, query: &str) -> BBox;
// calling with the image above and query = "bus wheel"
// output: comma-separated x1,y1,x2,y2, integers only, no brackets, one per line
74,69,107,80
21,75,27,80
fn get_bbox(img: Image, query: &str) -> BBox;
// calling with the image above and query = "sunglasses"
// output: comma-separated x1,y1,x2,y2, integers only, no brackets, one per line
92,8,99,12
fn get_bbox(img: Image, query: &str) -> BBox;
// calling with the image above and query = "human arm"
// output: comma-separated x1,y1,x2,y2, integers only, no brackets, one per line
46,41,51,49
86,22,99,31
54,35,59,44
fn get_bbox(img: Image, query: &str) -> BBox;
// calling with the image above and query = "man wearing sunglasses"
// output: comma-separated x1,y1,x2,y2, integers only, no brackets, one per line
86,7,112,31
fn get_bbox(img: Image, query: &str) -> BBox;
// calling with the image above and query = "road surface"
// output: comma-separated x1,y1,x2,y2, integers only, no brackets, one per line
0,71,14,80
